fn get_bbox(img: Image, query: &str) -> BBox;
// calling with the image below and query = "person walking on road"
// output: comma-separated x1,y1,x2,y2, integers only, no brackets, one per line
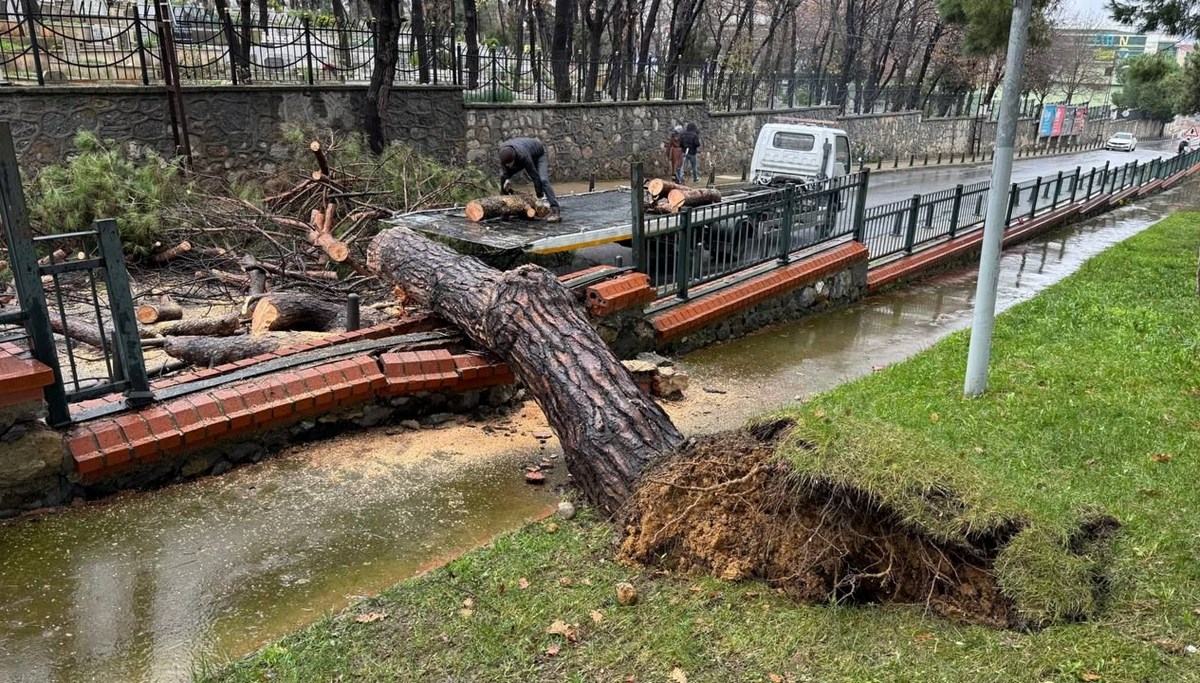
1178,138,1190,155
680,123,702,183
667,125,684,183
499,137,561,223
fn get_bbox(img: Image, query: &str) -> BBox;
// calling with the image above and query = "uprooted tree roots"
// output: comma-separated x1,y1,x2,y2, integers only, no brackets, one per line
618,419,1116,628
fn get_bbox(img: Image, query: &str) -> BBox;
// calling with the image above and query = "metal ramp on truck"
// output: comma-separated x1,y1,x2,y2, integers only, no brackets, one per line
388,189,641,255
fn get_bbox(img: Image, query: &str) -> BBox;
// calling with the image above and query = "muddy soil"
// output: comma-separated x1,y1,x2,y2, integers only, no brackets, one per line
619,419,1021,627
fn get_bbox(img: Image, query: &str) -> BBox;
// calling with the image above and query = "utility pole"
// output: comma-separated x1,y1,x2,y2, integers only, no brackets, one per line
963,0,1033,398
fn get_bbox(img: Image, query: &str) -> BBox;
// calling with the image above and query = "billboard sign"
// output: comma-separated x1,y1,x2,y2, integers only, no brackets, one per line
1060,106,1076,136
1051,106,1068,136
1040,105,1057,137
1074,106,1088,135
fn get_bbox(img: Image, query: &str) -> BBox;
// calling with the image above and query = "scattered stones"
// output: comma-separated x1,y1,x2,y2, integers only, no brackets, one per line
399,420,421,430
524,470,546,484
533,430,554,441
615,582,639,606
621,359,659,374
353,404,393,428
557,500,576,520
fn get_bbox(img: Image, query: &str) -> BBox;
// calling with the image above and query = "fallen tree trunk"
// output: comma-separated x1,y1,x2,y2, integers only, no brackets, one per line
369,224,685,512
465,195,538,222
151,313,241,337
667,187,722,212
136,299,183,324
49,316,157,348
646,178,688,199
250,291,343,334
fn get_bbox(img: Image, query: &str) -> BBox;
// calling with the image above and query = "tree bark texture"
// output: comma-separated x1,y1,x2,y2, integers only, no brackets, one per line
647,178,688,198
151,313,242,337
550,0,577,102
163,332,320,366
364,0,401,153
369,225,685,512
463,0,481,88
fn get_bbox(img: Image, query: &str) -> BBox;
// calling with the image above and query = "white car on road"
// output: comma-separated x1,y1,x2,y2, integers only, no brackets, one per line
1105,132,1138,152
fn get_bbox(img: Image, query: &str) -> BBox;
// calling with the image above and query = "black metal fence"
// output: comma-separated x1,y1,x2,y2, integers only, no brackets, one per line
0,122,151,427
0,8,1109,117
631,167,868,299
862,148,1200,263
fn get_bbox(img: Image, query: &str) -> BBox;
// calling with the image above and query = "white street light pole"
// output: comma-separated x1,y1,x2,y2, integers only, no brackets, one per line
963,0,1034,398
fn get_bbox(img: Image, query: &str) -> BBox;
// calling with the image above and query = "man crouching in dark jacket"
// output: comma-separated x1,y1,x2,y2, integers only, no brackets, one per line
499,137,562,223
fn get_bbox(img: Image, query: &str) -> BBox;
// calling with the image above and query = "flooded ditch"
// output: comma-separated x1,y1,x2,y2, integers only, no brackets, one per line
0,186,1195,681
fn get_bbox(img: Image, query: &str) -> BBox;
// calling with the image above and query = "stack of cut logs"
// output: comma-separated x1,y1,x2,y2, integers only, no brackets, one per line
643,179,722,214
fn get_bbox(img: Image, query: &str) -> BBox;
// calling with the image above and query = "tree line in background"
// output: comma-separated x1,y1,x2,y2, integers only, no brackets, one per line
155,0,1199,149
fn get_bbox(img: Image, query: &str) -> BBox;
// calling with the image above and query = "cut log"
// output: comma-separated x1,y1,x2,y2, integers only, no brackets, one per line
666,187,723,212
525,202,550,219
151,241,193,263
37,249,68,266
369,223,685,513
250,291,343,334
644,199,675,215
151,313,241,337
646,178,688,199
49,316,157,348
162,332,323,366
136,298,183,324
464,195,537,222
203,269,251,287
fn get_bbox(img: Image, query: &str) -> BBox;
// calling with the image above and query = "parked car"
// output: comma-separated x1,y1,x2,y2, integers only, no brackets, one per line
1105,132,1137,152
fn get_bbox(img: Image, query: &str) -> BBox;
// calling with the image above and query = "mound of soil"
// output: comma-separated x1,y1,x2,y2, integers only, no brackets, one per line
618,419,1022,627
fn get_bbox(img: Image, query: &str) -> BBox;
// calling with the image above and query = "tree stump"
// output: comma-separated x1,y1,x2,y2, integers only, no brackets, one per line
369,222,685,512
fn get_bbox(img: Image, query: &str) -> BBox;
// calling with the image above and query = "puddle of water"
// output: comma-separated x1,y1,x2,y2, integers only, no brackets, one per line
0,426,560,683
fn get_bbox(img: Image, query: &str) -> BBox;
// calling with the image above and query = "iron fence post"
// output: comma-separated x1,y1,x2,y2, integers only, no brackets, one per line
346,293,360,330
1029,177,1041,218
95,219,153,408
21,0,44,85
1101,160,1110,194
631,163,646,272
852,169,869,243
432,29,439,86
0,123,68,424
1051,170,1062,210
491,52,497,102
1070,166,1080,203
133,6,150,85
1005,183,1018,227
304,18,315,85
949,183,963,237
778,186,795,264
903,194,919,254
676,210,692,300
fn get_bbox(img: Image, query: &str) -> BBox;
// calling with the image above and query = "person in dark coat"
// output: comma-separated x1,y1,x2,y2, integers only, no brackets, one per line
667,125,684,182
499,137,561,222
679,123,701,183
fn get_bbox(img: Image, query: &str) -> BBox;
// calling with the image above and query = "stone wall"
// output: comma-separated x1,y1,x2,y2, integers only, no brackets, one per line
1,84,463,175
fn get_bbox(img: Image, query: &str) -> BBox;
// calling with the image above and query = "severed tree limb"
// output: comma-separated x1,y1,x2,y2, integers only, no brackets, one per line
646,178,688,199
151,313,242,337
464,195,539,222
368,224,685,513
49,316,157,348
136,297,183,324
163,332,322,366
151,241,193,263
250,291,343,334
666,187,722,212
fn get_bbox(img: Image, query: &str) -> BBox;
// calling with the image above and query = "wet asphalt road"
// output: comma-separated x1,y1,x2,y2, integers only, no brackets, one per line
866,139,1176,208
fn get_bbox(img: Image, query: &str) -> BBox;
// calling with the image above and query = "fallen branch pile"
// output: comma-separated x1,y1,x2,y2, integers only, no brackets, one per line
643,178,722,214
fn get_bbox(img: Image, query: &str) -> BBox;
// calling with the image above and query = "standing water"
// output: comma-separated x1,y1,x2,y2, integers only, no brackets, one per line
0,185,1194,682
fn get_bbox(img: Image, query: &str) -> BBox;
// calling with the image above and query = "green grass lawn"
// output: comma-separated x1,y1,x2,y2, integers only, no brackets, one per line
202,214,1200,682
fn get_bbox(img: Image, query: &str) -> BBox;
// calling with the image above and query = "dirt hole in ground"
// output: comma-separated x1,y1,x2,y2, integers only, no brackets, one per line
619,419,1028,627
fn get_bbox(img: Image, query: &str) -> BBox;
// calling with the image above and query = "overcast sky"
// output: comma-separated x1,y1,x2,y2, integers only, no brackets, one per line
1064,0,1119,23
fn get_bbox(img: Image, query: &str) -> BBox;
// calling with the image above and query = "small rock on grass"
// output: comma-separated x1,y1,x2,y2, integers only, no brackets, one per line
525,470,546,484
615,582,638,606
557,500,576,520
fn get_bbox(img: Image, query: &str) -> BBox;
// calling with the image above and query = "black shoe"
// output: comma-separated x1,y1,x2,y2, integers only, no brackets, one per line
546,207,562,223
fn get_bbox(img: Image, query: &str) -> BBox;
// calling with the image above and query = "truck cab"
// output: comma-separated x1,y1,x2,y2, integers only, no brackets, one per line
749,121,851,187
